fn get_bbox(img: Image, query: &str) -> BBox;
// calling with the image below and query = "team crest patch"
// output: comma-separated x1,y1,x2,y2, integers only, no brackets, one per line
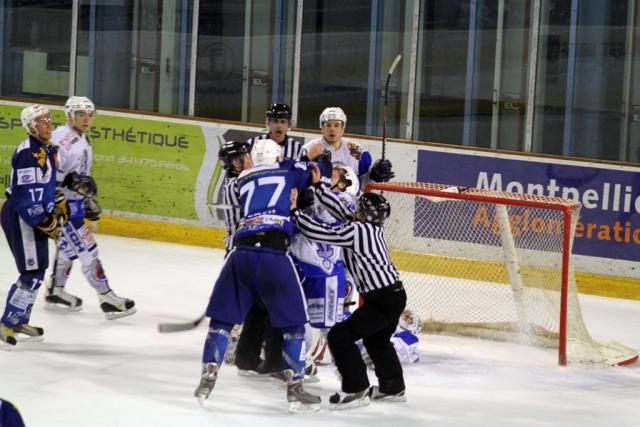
32,148,47,167
348,142,362,160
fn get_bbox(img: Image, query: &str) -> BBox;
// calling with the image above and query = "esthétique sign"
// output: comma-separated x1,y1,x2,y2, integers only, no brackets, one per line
417,149,640,263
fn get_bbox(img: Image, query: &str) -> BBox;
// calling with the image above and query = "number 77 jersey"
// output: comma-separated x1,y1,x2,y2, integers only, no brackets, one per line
235,159,316,240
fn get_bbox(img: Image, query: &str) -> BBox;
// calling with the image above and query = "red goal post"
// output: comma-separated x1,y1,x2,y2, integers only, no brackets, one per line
366,182,638,366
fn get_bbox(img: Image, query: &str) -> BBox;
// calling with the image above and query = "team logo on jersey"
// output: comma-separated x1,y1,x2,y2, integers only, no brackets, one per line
348,143,362,160
32,148,47,168
16,167,36,185
316,243,335,270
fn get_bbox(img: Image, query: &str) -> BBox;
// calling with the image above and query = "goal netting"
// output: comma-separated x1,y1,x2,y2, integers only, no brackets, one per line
368,182,637,366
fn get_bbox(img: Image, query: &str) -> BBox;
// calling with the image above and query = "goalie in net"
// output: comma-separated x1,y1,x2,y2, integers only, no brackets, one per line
367,182,637,367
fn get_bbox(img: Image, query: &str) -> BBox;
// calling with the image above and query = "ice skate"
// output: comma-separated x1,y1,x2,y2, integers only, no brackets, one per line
0,323,17,347
13,323,44,343
284,369,321,413
304,359,319,383
99,290,136,320
368,385,406,403
329,388,370,410
237,360,273,380
44,282,83,312
194,362,218,405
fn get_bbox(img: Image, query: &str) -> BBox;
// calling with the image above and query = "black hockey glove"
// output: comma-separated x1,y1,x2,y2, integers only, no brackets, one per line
83,196,102,221
37,191,69,239
296,187,315,211
369,159,395,182
62,172,98,196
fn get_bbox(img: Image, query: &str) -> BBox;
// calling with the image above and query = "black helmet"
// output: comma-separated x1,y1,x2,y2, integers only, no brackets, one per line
266,103,292,121
356,192,391,225
218,140,251,176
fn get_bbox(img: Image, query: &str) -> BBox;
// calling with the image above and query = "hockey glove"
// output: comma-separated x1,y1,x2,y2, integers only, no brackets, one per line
62,172,98,196
83,196,102,221
297,187,315,211
369,159,395,182
37,192,68,239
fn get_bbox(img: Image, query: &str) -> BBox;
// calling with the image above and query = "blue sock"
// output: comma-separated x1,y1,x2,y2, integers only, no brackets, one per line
202,320,233,366
282,325,306,381
1,271,44,326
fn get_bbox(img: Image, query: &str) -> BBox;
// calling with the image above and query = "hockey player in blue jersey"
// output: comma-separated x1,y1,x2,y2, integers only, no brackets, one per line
194,139,330,413
0,105,70,346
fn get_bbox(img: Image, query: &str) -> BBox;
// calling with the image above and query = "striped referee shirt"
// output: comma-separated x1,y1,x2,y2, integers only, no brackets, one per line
247,133,304,161
292,187,400,294
221,176,242,251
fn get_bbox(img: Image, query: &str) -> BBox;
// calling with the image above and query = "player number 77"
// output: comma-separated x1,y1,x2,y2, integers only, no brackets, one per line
239,176,286,214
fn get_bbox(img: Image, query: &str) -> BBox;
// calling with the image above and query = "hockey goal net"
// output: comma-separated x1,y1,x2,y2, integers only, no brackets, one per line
368,182,637,366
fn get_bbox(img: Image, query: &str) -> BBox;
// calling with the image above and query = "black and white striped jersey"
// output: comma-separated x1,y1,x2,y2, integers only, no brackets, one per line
247,133,304,161
292,196,400,294
221,176,242,251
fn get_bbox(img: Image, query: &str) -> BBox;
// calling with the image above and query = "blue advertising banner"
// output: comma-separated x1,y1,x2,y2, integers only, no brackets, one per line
417,150,640,263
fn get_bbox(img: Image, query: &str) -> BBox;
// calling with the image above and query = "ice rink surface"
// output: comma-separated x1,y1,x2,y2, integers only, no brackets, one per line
1,234,640,427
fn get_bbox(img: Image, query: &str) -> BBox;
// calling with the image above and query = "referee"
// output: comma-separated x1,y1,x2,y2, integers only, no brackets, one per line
291,177,407,410
246,103,303,161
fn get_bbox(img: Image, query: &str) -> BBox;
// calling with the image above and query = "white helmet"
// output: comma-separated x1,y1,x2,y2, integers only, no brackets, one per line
64,96,96,120
251,138,282,166
21,104,50,136
319,107,347,128
332,162,360,197
399,309,422,334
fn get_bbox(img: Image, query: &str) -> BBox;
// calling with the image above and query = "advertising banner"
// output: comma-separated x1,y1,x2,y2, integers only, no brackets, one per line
417,149,640,263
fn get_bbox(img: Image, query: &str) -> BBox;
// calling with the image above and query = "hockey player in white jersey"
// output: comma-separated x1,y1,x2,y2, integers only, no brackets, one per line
290,162,359,379
44,96,136,320
301,107,395,189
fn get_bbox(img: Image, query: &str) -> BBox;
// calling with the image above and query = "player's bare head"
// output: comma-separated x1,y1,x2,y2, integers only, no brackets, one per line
331,162,359,196
21,104,52,141
319,107,346,144
65,96,95,134
266,103,291,142
355,192,390,225
251,138,282,166
219,140,251,177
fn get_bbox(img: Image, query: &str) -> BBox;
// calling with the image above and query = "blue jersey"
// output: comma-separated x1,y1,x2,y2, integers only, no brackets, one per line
5,136,58,227
234,159,316,240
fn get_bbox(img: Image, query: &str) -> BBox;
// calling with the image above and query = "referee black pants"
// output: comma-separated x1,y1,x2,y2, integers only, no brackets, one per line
328,283,407,394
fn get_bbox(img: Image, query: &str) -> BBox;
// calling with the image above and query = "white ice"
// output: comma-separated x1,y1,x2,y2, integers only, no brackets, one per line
1,234,640,427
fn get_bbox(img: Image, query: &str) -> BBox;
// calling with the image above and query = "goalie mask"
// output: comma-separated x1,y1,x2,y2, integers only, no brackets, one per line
219,140,251,176
251,138,282,166
332,162,359,197
319,107,347,128
356,192,390,225
399,309,422,334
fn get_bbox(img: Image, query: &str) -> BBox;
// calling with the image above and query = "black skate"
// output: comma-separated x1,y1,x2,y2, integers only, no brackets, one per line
194,362,218,405
13,323,44,342
45,283,83,312
99,291,136,320
284,369,321,413
238,360,274,380
0,323,17,347
304,359,319,383
368,385,406,403
329,388,370,410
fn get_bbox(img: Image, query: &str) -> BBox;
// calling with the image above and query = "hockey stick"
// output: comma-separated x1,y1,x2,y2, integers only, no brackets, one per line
157,313,207,333
382,54,402,161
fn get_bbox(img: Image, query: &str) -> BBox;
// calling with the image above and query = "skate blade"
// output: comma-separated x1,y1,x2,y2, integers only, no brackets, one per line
329,396,370,411
288,401,321,413
104,307,137,320
304,375,320,384
15,335,44,343
372,395,407,403
45,303,82,313
0,341,17,350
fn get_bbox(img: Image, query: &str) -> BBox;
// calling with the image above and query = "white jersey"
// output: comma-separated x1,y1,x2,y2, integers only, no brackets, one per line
51,125,93,202
357,325,420,366
290,191,354,276
301,137,373,189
